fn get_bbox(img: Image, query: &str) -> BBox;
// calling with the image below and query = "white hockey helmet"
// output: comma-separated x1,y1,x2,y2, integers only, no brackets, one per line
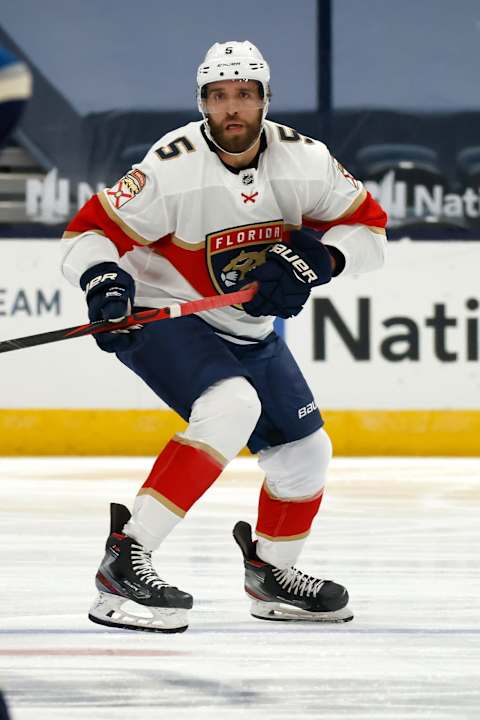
197,40,271,120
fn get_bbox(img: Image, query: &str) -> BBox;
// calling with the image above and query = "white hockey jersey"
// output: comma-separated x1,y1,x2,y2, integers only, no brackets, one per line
62,119,387,341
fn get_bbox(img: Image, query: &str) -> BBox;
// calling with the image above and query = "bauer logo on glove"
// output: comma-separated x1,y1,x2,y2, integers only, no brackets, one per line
84,272,119,294
268,243,319,284
80,262,144,353
241,229,335,319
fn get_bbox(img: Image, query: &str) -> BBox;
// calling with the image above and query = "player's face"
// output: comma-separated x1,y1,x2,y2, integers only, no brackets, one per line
204,80,264,153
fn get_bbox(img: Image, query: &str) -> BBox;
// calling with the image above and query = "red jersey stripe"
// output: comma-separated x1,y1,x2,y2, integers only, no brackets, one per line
303,191,388,233
151,239,217,298
64,194,148,257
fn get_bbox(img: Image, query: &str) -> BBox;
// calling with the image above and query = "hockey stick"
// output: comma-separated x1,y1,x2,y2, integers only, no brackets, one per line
0,282,258,354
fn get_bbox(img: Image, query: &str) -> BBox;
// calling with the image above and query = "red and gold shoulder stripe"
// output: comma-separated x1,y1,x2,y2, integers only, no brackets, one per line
62,193,152,256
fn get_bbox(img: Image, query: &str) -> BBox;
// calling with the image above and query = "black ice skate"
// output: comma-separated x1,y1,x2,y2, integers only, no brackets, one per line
88,503,193,633
233,521,353,623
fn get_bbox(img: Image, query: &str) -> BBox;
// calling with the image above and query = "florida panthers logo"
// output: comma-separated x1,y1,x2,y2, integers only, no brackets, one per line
221,249,267,287
206,221,284,294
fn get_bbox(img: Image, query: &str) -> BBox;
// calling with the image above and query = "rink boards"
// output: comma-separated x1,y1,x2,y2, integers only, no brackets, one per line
0,239,479,455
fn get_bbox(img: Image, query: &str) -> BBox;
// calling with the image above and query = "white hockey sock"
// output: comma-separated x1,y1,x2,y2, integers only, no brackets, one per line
256,536,308,570
123,493,181,552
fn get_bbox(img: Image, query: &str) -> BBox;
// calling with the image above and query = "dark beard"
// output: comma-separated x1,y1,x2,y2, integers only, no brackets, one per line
208,113,262,154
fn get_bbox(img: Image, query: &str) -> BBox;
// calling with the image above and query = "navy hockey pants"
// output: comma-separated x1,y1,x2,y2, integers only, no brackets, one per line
117,315,323,454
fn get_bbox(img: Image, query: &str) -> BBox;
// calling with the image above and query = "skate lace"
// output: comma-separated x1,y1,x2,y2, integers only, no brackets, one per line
272,566,325,598
131,544,169,589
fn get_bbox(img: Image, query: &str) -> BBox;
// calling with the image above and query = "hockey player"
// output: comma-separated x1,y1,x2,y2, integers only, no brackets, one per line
61,41,387,632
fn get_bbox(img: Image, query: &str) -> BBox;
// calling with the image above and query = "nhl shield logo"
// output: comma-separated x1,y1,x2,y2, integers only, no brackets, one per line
206,221,284,295
241,171,255,185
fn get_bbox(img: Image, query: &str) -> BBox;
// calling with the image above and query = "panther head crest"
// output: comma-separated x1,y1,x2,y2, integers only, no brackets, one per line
220,249,268,287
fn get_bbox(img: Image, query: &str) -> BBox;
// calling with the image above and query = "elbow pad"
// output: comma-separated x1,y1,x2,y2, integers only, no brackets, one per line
320,224,387,276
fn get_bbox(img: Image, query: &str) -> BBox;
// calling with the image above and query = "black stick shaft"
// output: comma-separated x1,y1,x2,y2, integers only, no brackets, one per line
0,315,155,354
0,284,257,354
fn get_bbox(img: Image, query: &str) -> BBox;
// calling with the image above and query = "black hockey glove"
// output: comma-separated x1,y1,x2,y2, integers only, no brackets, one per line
241,229,333,319
80,262,143,353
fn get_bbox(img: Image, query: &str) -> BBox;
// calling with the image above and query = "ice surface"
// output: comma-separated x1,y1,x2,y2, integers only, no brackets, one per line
1,457,479,720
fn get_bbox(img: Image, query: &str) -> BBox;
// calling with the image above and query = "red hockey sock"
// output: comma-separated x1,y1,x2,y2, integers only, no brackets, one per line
138,436,226,517
255,481,324,541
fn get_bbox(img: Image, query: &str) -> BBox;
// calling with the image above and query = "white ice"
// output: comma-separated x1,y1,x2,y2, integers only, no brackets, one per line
1,456,479,720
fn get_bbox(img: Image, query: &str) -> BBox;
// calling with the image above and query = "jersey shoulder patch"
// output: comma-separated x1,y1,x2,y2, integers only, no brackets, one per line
331,157,360,191
105,168,147,210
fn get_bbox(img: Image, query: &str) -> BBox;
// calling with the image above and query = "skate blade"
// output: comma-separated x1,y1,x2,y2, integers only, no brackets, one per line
88,592,189,633
250,599,354,623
